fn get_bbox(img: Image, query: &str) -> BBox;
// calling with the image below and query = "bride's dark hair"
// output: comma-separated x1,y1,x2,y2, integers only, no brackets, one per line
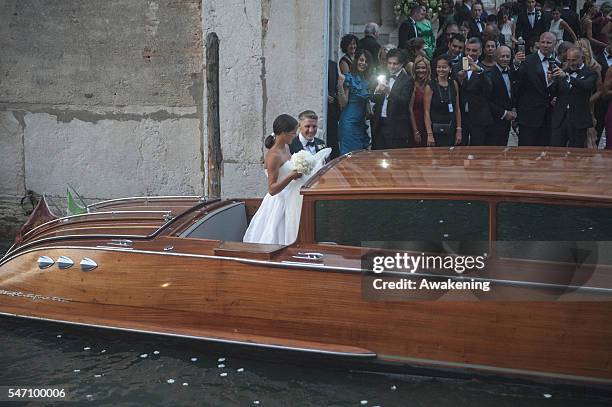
264,114,298,149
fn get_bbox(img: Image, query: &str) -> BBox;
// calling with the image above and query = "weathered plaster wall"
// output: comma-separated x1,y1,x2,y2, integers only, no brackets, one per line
0,0,204,236
0,0,327,237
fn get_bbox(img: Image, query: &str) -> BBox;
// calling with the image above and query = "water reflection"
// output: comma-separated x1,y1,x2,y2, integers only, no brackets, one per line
0,317,610,406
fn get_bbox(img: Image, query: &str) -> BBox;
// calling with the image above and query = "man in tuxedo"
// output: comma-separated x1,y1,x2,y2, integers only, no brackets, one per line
359,23,382,72
467,3,486,40
561,0,581,41
398,5,423,49
456,37,493,146
290,110,326,155
515,32,557,146
487,46,516,146
516,0,550,54
433,23,460,59
372,49,414,149
444,34,465,69
550,47,597,147
455,0,473,26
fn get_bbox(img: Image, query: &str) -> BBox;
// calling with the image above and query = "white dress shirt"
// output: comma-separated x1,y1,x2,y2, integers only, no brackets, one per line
381,70,403,118
538,50,553,86
298,133,317,155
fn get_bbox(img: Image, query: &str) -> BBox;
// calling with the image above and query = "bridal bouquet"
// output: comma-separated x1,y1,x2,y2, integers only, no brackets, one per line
291,150,316,176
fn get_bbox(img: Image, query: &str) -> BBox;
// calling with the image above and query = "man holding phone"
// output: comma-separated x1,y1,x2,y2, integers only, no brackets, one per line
371,49,414,149
549,47,597,147
515,32,557,146
455,37,492,146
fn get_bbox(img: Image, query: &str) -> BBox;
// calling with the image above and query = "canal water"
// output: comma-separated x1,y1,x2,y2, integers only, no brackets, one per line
0,240,610,406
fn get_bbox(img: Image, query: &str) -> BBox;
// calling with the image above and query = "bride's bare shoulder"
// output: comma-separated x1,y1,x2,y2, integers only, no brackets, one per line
264,148,285,170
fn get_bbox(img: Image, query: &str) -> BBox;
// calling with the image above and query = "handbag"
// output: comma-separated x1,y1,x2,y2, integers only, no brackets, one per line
432,82,453,135
432,122,452,135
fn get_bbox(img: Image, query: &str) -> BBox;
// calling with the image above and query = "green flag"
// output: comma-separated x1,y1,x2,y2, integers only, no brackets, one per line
67,188,86,215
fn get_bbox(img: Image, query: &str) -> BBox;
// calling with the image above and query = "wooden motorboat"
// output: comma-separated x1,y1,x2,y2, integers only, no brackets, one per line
1,147,612,386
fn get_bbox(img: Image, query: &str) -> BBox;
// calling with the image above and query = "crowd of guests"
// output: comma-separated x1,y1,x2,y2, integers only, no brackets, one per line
325,0,612,156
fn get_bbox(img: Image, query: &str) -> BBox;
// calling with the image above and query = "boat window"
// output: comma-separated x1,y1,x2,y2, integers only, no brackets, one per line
315,199,488,252
496,202,612,263
180,202,248,241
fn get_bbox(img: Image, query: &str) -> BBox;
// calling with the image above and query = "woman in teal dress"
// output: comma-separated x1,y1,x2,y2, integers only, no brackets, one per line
338,49,373,155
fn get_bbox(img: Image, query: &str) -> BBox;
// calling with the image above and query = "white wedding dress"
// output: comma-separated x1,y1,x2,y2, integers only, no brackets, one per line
243,148,332,245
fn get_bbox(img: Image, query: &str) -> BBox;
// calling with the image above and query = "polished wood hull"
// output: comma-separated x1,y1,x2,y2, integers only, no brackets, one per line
2,245,611,385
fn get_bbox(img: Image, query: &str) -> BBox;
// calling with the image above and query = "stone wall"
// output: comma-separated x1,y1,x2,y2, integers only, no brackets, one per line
0,0,205,239
0,0,327,238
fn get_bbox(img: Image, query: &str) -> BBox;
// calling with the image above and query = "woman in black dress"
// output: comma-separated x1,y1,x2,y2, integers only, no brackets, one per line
423,56,462,147
338,34,358,76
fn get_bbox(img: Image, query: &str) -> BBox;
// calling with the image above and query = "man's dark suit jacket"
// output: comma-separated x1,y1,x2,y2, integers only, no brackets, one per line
561,8,581,41
515,53,553,128
550,66,597,129
371,69,414,148
487,65,516,142
459,64,493,127
516,10,550,53
595,50,610,78
289,136,326,155
455,4,471,26
398,18,417,49
488,65,516,119
358,35,381,68
467,17,485,41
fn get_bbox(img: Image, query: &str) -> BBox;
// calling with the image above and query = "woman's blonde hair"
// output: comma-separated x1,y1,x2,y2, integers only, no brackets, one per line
576,38,601,73
411,54,431,84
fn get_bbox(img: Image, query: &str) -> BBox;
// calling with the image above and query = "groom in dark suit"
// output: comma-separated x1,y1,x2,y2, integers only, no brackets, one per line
371,48,414,149
289,110,326,155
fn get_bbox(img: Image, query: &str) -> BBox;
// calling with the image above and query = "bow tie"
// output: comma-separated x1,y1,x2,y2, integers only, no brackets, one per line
568,69,579,74
305,140,316,147
390,74,399,80
528,12,535,15
501,69,509,74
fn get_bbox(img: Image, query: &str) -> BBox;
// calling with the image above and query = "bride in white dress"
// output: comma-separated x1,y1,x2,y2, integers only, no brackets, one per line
243,114,331,245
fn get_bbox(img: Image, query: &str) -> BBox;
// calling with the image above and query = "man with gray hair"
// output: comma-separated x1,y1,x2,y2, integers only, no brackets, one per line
359,22,382,69
549,47,597,147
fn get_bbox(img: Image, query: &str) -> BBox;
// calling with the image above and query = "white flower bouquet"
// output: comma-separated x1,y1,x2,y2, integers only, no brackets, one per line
291,150,316,176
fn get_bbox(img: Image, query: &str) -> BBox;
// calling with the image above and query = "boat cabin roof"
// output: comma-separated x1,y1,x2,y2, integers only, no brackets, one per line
303,147,612,202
